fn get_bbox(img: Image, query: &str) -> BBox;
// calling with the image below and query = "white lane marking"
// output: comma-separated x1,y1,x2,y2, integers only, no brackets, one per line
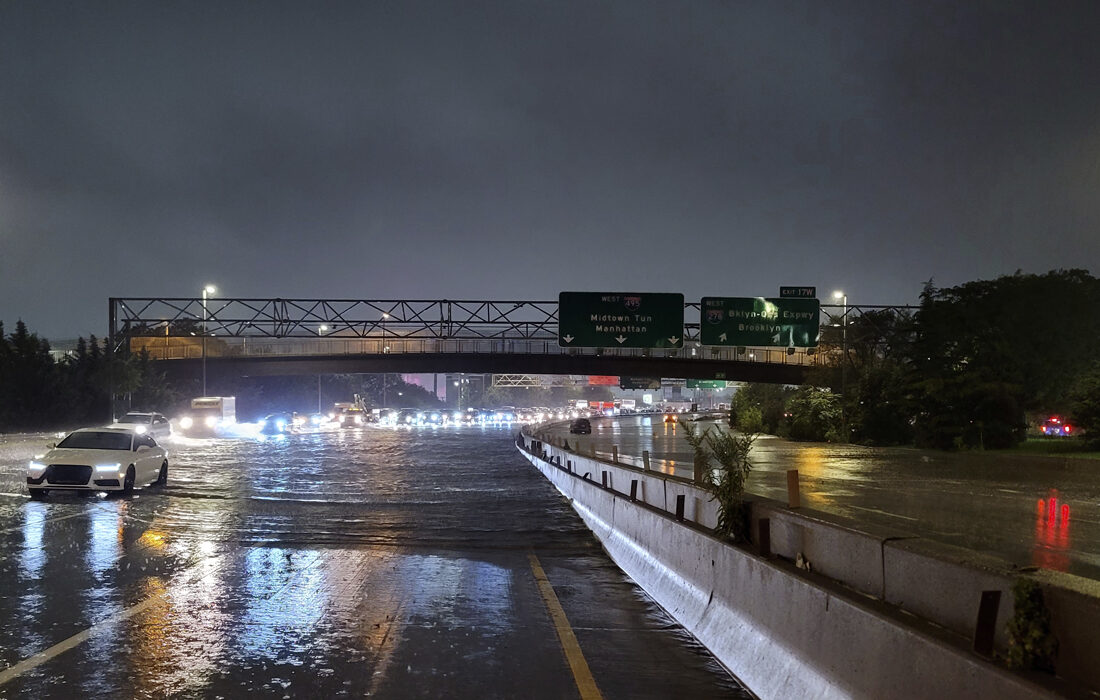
0,593,164,686
847,505,919,522
0,511,87,535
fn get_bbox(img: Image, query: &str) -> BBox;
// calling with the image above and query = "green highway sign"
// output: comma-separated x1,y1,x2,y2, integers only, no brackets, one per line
686,379,729,389
779,286,816,298
620,377,662,390
700,297,820,348
559,292,684,348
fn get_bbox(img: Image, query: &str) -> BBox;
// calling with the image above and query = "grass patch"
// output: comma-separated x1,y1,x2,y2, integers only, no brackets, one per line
996,438,1100,460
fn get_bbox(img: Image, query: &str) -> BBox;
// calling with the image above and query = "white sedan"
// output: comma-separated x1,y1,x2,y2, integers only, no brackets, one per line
26,427,168,499
114,411,172,439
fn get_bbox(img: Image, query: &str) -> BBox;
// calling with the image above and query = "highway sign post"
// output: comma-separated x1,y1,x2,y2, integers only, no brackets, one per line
700,296,820,348
558,292,684,348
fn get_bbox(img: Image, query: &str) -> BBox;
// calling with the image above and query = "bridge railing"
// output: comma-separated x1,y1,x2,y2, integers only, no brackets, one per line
131,335,825,367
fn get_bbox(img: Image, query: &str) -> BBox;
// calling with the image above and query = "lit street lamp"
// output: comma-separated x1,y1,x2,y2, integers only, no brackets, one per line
202,284,216,396
833,290,848,436
382,313,391,407
317,325,328,412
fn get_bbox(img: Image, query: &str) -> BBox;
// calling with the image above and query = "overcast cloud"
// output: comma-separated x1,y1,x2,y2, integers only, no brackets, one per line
2,1,1098,339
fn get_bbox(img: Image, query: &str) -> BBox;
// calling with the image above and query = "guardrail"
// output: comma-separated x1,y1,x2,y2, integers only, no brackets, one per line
129,335,824,367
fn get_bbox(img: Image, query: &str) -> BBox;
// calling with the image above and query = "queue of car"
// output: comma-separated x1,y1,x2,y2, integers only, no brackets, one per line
23,402,592,498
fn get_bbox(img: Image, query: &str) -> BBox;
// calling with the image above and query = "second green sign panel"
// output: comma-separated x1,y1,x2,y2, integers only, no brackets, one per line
700,297,820,348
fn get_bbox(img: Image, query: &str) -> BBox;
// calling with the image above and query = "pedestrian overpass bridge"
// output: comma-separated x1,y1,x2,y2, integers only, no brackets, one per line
109,296,911,384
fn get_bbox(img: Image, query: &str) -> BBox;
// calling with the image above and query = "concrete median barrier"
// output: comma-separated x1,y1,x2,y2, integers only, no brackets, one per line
518,434,1064,699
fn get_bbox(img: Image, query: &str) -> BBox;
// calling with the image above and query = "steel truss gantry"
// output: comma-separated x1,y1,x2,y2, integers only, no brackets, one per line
109,297,915,351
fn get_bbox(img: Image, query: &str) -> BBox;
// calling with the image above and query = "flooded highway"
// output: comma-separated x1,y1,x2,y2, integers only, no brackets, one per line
545,415,1100,581
0,425,747,699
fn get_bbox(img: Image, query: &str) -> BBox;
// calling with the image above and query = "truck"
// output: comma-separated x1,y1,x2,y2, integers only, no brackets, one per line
331,394,370,428
178,396,237,437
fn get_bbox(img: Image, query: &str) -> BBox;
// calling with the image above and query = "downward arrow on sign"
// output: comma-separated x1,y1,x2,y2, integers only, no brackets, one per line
668,337,680,345
562,335,574,343
615,335,627,344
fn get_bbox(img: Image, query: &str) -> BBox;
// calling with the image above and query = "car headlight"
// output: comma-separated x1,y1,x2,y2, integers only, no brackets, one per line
205,416,218,428
180,416,193,429
95,462,121,472
28,460,46,475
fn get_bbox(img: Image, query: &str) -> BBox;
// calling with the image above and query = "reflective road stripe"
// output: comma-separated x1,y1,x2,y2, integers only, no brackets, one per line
529,552,603,700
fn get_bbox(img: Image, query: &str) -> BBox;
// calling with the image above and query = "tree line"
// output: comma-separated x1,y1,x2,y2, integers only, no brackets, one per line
0,320,174,432
731,270,1100,449
0,319,453,431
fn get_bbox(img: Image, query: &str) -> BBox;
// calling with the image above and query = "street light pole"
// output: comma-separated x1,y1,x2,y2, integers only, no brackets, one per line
833,290,848,438
202,284,216,396
318,325,328,412
382,313,390,407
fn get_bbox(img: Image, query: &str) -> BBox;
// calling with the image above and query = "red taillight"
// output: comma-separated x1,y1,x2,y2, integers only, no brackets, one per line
1065,425,1072,434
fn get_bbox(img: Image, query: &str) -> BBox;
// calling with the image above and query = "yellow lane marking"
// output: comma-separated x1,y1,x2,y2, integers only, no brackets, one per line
528,553,603,700
0,593,164,686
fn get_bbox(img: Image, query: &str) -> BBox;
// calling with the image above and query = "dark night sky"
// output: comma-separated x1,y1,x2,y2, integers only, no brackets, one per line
2,1,1099,339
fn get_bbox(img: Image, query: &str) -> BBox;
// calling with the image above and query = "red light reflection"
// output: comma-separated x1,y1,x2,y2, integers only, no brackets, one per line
1033,490,1071,572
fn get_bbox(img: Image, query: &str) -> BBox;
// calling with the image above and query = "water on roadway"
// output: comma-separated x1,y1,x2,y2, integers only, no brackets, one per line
0,425,748,698
546,415,1100,581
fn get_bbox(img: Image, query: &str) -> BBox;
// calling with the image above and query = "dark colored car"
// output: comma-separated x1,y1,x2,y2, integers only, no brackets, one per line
259,413,292,435
569,418,592,434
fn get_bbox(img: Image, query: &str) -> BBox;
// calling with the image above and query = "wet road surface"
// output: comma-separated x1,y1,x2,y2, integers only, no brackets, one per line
0,426,747,698
546,415,1100,581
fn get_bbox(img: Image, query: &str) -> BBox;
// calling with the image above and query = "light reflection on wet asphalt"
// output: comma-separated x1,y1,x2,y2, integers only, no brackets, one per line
0,425,747,699
553,416,1100,580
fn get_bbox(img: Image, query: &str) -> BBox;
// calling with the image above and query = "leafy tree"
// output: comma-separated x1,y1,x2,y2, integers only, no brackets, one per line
848,362,914,446
905,270,1100,449
785,386,842,442
0,321,10,428
4,321,59,429
1070,360,1100,448
811,307,915,445
730,383,789,434
130,348,178,411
